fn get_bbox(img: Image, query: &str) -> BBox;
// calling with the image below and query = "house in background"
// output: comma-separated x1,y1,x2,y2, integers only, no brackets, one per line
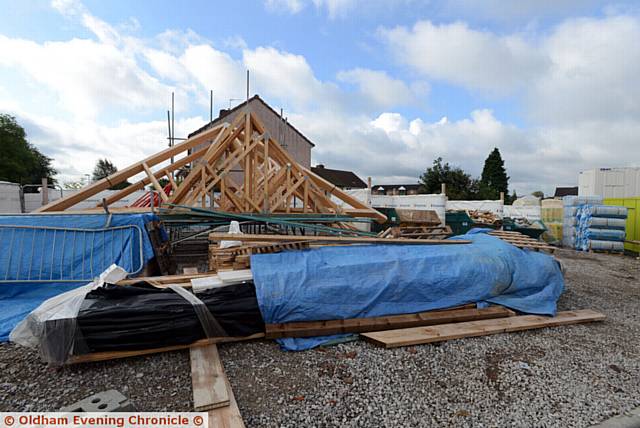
372,184,422,196
310,165,367,190
553,186,578,199
187,95,315,185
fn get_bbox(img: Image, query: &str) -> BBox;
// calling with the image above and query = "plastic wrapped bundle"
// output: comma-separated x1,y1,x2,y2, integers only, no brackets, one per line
571,203,628,252
11,265,264,364
563,196,603,206
563,217,626,229
589,240,625,252
589,205,628,218
586,228,626,242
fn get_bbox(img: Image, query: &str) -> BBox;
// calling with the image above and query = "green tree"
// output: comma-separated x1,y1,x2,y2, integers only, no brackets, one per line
419,157,479,200
531,190,544,199
479,148,509,200
0,114,57,186
92,158,130,190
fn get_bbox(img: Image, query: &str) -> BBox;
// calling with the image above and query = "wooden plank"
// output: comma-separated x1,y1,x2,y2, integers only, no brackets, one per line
208,375,245,428
142,162,169,202
361,309,606,348
209,233,470,245
68,333,264,364
36,123,226,212
117,272,213,286
190,344,230,411
101,147,208,206
265,306,516,339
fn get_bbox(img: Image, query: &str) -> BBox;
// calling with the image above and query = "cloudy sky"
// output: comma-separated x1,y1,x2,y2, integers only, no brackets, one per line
1,0,639,195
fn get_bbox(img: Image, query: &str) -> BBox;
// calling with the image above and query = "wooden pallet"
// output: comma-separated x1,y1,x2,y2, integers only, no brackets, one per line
488,230,555,252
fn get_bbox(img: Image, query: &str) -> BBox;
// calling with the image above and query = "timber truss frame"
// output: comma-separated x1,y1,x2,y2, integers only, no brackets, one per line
36,109,386,223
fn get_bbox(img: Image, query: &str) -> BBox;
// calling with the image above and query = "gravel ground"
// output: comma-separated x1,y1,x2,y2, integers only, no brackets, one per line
1,249,639,427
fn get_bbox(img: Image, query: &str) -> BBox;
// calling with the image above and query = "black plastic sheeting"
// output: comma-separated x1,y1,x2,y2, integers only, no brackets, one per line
74,282,264,353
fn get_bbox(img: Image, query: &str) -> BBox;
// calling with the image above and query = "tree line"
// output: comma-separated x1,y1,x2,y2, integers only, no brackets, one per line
419,148,517,203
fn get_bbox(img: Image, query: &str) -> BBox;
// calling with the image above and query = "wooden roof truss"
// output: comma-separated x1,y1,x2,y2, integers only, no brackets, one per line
35,110,386,223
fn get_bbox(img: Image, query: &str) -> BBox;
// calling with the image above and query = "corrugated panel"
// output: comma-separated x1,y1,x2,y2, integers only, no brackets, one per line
605,197,639,253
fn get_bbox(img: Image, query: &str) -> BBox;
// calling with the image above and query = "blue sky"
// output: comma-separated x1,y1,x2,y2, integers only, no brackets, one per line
1,0,639,195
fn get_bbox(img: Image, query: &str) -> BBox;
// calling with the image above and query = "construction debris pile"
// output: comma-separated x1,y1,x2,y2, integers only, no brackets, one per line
0,108,609,425
467,210,502,227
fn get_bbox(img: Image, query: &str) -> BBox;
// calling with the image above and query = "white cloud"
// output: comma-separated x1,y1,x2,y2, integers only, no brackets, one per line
337,68,426,108
243,47,342,110
529,15,640,124
0,35,171,119
379,20,548,93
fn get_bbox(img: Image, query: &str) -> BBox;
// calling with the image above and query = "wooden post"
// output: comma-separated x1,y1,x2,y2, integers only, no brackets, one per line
41,178,49,206
500,192,505,203
441,183,446,196
303,177,309,213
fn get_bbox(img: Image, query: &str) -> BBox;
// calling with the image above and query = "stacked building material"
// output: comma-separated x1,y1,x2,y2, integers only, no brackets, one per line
562,196,627,252
541,199,563,244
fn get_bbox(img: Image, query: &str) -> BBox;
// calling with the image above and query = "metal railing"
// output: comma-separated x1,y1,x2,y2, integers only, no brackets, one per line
0,224,145,283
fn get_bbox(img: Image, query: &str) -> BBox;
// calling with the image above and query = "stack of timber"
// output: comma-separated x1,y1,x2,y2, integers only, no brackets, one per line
34,109,386,225
489,230,556,253
208,241,310,271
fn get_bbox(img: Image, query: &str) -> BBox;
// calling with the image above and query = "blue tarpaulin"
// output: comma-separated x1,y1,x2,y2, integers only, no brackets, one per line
0,213,160,341
251,230,564,350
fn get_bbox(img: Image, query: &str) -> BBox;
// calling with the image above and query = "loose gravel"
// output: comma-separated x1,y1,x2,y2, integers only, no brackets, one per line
1,249,639,427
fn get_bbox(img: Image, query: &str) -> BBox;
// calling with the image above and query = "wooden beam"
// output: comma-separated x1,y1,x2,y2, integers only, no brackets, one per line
209,233,470,245
36,123,226,212
361,309,606,348
169,124,239,204
165,169,177,194
190,344,230,411
142,162,168,202
265,306,515,339
100,148,206,206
